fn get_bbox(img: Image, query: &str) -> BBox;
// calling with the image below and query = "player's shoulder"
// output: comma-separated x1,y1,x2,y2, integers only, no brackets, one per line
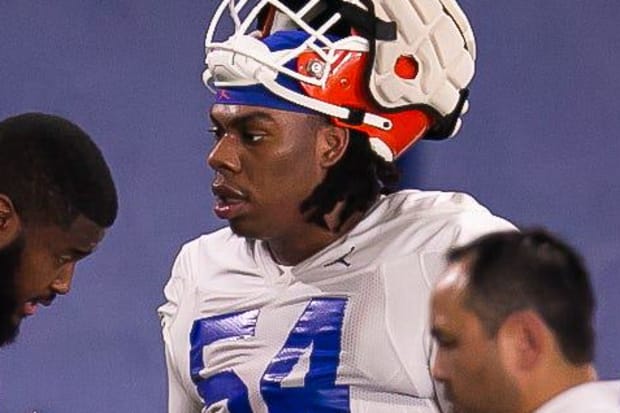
356,189,516,253
377,189,512,229
344,189,516,289
173,226,255,276
179,226,244,255
381,189,495,217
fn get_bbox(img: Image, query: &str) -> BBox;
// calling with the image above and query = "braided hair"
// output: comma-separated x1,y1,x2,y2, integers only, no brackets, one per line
300,128,400,230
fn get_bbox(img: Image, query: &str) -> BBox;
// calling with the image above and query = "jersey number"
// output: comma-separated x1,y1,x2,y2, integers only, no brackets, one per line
190,297,350,412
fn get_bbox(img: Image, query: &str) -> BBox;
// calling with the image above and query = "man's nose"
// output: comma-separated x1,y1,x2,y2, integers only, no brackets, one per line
207,134,241,173
50,264,76,295
431,351,448,382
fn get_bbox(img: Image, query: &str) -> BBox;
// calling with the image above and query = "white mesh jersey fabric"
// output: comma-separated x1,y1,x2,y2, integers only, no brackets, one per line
159,189,515,413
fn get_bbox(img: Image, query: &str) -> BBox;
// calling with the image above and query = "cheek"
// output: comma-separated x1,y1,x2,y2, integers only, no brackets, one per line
15,255,56,299
447,347,488,385
465,348,502,390
255,150,322,203
443,350,465,377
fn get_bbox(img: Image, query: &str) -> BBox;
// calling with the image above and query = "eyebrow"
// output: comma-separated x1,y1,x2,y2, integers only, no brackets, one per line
67,247,96,258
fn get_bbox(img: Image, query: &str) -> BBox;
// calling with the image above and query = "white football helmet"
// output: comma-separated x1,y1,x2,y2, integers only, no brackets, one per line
203,0,476,160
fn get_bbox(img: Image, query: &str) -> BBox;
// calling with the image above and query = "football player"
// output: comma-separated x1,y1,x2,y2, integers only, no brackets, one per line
159,1,515,411
0,113,117,347
431,229,620,413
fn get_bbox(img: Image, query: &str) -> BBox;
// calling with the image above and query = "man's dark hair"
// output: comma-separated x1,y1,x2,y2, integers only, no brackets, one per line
301,127,400,229
0,113,118,228
447,229,595,365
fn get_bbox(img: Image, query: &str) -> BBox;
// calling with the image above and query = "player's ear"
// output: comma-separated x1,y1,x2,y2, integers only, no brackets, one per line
0,194,21,248
497,310,547,371
316,124,349,168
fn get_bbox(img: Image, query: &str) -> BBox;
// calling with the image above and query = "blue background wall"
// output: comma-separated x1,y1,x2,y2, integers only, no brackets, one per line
0,1,618,411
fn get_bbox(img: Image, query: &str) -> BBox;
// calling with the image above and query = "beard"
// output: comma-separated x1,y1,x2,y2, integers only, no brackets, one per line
0,234,24,347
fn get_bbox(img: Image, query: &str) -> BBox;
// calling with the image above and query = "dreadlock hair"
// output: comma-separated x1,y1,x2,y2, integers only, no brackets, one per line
300,127,400,229
0,113,118,229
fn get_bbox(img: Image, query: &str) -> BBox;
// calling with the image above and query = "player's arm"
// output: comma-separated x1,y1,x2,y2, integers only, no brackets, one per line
164,346,202,413
158,248,203,413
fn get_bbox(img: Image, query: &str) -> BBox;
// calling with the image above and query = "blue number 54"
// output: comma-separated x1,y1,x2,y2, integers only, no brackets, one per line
190,297,350,412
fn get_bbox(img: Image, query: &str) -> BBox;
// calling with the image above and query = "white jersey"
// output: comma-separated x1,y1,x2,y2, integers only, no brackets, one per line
159,190,515,413
535,381,620,413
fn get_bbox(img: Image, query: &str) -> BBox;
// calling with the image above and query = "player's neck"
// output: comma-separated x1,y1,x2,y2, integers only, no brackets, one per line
266,202,367,266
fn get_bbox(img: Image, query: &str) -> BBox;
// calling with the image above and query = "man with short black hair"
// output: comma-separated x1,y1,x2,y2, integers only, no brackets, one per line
431,229,620,413
0,112,118,347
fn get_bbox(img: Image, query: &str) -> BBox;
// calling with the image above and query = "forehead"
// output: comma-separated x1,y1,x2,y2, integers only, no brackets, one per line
65,215,106,248
26,215,105,252
432,264,472,325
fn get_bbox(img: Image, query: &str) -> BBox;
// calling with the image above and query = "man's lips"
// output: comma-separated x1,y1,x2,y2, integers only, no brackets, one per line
23,301,37,316
22,295,56,317
212,183,249,220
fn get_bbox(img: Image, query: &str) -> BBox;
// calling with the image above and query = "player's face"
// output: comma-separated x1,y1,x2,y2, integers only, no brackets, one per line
208,104,326,239
431,264,519,413
6,214,105,345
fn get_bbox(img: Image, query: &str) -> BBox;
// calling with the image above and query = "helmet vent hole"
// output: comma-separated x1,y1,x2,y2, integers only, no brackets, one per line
394,55,418,79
